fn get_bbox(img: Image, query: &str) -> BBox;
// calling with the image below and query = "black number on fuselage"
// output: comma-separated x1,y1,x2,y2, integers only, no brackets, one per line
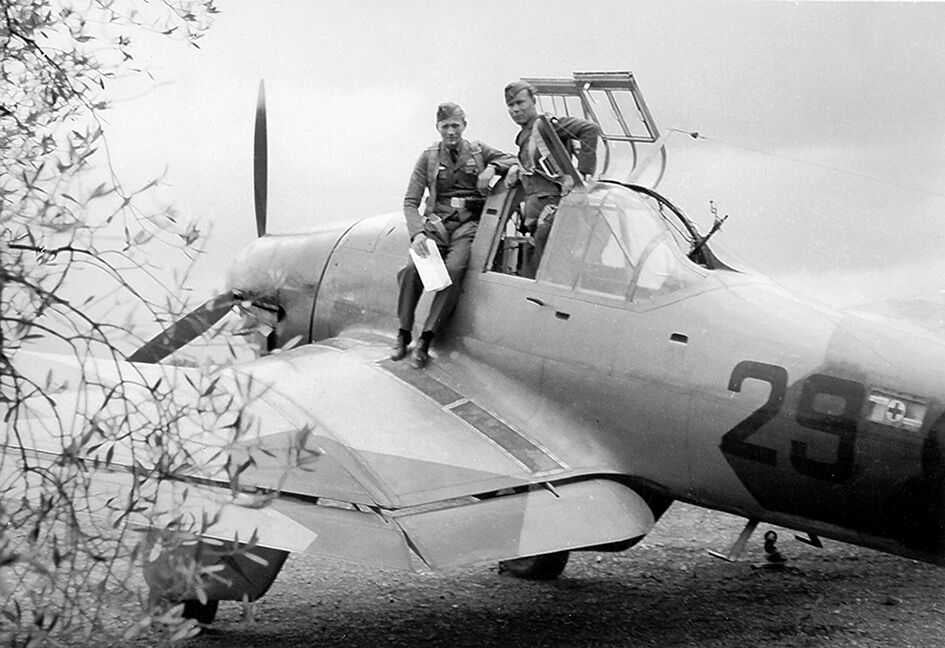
720,361,788,466
791,374,864,482
722,363,864,482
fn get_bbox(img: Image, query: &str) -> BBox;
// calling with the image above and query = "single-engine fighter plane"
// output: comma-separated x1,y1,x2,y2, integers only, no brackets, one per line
6,72,944,624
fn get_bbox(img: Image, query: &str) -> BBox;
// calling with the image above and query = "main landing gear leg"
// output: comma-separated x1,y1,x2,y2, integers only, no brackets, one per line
708,518,759,562
795,532,823,548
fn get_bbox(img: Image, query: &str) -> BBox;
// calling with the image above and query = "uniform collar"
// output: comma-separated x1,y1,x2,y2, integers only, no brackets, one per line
439,138,467,153
516,116,538,144
439,138,468,165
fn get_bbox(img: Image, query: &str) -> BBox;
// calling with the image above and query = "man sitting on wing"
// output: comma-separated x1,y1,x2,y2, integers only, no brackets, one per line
392,102,516,369
503,80,600,278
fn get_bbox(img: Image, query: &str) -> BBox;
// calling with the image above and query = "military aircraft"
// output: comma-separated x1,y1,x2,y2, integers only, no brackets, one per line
6,71,944,625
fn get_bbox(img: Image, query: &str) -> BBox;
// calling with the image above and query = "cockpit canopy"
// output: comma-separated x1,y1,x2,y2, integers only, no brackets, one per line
488,182,722,303
540,184,707,301
487,71,734,302
524,71,662,185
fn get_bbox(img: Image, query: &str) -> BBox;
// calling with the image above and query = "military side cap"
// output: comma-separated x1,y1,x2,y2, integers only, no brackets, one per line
436,102,466,122
504,80,536,104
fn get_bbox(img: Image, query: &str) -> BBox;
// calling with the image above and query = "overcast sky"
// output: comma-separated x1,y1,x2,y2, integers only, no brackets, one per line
97,0,945,310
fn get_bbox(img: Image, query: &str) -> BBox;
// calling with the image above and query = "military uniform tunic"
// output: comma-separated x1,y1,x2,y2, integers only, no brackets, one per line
514,114,600,197
403,139,515,243
398,139,515,335
514,114,600,277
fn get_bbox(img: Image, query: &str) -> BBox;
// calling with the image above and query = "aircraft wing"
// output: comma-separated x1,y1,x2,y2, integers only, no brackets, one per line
3,341,655,571
221,337,656,569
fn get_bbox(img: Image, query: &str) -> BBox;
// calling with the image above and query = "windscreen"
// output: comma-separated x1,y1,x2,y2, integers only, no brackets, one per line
541,185,704,300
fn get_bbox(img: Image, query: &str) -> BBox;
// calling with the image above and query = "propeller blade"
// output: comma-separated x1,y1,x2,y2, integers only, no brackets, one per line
127,293,237,364
253,79,268,237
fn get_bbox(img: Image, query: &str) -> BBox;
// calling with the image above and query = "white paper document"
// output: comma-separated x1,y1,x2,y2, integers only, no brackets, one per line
408,238,452,292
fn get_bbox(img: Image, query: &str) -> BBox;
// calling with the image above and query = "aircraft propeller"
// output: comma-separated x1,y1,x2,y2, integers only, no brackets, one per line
126,293,239,363
254,79,267,237
127,81,270,363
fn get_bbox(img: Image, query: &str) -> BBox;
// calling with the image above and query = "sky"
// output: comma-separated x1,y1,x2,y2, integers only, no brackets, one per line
92,0,945,313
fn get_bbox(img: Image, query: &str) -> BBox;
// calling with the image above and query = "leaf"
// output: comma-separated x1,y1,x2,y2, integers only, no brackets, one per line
242,551,269,567
132,230,153,246
170,621,200,641
89,183,111,199
201,377,220,397
121,616,150,640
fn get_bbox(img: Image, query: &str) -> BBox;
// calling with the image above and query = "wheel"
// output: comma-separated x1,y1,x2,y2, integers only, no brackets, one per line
499,551,570,580
181,599,219,624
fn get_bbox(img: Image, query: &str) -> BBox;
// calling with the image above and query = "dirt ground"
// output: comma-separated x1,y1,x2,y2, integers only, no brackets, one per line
175,503,945,648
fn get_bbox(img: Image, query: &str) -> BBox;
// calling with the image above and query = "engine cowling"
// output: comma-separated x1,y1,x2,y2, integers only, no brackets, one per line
225,222,353,350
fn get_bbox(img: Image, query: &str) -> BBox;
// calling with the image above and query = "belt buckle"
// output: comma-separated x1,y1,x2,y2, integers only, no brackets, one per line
449,197,466,209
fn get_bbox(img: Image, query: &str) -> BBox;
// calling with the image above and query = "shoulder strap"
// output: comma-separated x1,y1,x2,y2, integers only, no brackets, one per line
469,140,484,172
424,141,440,216
532,118,554,165
530,117,568,182
521,120,542,172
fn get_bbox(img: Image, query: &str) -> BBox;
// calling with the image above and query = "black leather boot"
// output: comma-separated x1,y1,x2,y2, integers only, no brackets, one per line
390,329,411,361
411,332,432,369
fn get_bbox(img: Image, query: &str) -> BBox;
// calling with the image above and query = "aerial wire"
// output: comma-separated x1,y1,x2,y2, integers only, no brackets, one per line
667,128,945,201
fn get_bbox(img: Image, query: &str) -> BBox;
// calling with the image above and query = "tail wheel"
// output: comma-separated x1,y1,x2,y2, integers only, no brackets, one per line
181,599,219,625
499,551,570,580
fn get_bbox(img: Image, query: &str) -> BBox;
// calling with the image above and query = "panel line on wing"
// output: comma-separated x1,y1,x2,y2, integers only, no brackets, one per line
449,401,562,473
375,359,564,474
376,359,464,406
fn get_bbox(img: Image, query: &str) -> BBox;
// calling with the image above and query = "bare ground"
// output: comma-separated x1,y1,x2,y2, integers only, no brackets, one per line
171,503,945,648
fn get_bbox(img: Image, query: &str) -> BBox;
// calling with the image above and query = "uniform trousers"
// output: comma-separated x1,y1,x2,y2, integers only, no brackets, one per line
397,220,477,335
521,193,560,279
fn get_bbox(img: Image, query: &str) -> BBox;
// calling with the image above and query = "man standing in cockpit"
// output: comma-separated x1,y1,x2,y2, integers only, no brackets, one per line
502,80,600,278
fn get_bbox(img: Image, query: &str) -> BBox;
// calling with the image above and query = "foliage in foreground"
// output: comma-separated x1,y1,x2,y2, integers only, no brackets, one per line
0,2,309,644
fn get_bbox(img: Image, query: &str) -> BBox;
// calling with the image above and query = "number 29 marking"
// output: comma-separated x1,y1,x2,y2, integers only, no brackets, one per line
720,361,864,483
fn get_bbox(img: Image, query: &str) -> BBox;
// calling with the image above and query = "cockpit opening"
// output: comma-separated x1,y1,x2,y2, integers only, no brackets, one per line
486,182,734,303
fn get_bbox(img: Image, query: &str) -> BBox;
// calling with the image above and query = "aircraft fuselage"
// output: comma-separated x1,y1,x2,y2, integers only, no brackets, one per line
227,183,945,566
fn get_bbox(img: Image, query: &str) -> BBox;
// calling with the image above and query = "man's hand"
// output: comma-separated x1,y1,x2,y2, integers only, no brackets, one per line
477,165,496,195
560,174,575,197
504,165,520,189
537,204,557,227
411,232,431,258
